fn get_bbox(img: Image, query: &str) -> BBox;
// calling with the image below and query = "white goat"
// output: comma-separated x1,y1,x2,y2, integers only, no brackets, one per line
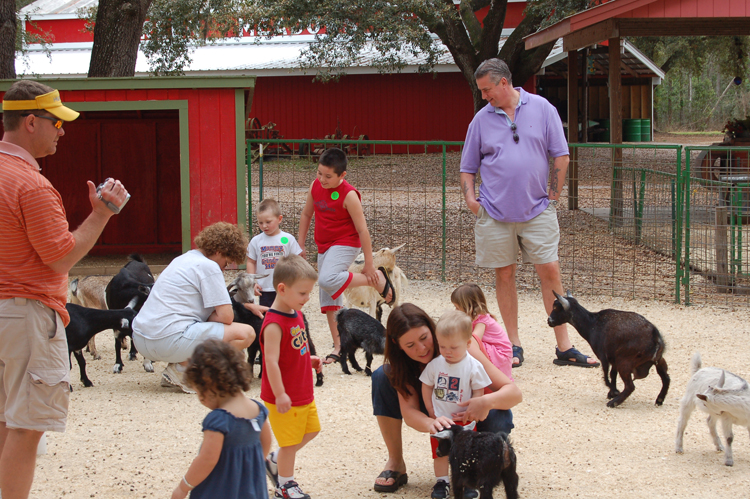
343,244,407,322
675,352,750,466
69,275,112,360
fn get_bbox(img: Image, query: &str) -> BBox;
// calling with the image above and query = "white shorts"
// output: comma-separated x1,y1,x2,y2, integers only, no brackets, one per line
474,203,560,268
133,321,225,363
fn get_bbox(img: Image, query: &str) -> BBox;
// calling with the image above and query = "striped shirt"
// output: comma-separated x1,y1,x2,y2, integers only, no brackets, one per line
0,141,76,324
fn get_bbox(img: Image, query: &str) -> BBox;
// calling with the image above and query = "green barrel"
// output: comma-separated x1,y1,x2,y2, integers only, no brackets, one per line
641,118,651,142
600,119,610,142
623,119,642,142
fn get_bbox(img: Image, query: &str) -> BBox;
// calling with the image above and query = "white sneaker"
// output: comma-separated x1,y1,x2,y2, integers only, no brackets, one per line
265,453,279,487
275,480,310,499
161,363,195,394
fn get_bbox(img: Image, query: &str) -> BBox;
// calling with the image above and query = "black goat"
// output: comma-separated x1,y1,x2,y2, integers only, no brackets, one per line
106,254,154,372
431,422,518,499
547,290,670,408
228,273,323,387
335,307,385,376
65,302,136,388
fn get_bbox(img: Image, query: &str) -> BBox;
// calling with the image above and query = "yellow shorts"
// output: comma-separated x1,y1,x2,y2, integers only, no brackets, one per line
265,400,320,447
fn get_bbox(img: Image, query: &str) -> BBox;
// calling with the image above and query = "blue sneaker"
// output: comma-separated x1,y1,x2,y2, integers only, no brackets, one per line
431,480,450,499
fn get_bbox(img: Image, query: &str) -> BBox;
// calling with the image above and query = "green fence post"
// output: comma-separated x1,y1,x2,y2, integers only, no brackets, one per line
671,179,676,259
259,144,264,201
442,144,447,282
678,147,687,305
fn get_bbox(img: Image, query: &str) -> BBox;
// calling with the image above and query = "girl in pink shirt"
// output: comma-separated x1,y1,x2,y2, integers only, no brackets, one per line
451,283,514,381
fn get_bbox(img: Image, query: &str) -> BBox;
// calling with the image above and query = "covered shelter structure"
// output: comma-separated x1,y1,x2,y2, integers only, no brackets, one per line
525,0,750,210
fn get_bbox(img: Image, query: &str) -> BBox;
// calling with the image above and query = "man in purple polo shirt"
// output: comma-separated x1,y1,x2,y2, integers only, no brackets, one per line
460,58,599,369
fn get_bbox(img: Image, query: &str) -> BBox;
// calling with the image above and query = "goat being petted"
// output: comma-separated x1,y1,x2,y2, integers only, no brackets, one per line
547,290,670,407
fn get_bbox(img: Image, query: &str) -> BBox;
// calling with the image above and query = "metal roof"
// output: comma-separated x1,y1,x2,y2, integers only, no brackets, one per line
21,0,96,17
541,39,664,82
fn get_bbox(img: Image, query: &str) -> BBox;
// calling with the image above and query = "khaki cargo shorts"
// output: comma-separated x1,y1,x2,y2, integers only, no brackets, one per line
0,298,70,432
474,203,560,268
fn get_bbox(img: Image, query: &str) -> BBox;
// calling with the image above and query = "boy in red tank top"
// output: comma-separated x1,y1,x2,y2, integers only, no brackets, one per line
297,148,396,364
260,254,322,499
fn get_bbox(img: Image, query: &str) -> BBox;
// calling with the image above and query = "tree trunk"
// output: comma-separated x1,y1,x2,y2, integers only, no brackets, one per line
0,0,16,80
88,0,153,77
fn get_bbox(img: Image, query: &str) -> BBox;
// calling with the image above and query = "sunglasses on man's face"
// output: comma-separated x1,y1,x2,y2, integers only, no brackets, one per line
21,113,63,129
511,122,519,144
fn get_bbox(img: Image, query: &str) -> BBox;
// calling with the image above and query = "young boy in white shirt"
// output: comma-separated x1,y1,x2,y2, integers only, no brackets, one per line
420,310,492,499
247,198,303,313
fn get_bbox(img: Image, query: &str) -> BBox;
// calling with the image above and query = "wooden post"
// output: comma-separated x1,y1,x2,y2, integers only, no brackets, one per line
582,47,589,144
715,207,730,288
609,37,623,224
568,50,579,211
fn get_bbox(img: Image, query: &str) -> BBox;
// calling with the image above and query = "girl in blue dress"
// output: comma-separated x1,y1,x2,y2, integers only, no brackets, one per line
172,339,272,499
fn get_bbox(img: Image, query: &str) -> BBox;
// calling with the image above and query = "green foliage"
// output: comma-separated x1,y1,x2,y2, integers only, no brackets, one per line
141,0,246,75
631,36,750,131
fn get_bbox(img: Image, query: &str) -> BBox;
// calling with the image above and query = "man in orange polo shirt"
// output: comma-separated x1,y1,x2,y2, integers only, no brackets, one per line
0,80,129,499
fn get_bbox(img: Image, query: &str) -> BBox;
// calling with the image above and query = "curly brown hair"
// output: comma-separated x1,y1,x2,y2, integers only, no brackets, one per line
193,222,248,264
184,339,252,397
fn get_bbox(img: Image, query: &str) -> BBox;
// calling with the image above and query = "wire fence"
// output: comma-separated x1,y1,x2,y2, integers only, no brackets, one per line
246,138,750,308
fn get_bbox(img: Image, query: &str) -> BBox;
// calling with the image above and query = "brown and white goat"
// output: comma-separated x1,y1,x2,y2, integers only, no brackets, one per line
343,243,407,322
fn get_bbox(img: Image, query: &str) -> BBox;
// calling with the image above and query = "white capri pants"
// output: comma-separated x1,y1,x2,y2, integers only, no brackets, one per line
317,245,362,311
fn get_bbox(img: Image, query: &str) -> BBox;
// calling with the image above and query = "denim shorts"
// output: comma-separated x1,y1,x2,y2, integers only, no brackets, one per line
371,365,513,434
133,321,225,363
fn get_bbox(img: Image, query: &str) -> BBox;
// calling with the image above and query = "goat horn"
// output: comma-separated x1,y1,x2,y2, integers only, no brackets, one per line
565,289,573,298
390,243,406,252
125,296,138,310
553,290,570,312
718,370,725,388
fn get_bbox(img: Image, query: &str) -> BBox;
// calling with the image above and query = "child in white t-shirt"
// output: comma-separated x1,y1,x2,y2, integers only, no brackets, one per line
420,310,491,498
247,198,303,312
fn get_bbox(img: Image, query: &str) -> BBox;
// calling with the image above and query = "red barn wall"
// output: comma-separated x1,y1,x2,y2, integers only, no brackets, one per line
249,72,475,142
0,86,240,253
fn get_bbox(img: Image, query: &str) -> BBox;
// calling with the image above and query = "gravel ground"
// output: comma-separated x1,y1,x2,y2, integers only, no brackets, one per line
31,275,750,499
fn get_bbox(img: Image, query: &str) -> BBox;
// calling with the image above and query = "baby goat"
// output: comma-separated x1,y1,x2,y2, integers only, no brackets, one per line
431,422,518,499
65,301,136,388
547,290,670,407
228,272,323,386
106,254,155,372
675,352,750,466
69,275,111,360
344,244,407,322
335,307,385,375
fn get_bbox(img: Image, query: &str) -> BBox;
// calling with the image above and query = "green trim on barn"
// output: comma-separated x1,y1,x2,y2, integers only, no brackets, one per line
235,88,247,238
0,76,255,91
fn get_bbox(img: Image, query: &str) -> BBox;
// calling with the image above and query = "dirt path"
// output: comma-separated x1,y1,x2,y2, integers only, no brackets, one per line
32,278,750,498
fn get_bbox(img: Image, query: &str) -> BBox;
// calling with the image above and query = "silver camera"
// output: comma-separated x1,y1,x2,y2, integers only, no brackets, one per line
96,178,130,214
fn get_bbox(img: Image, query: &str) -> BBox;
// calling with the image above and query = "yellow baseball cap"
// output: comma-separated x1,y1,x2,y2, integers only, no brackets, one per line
2,89,79,121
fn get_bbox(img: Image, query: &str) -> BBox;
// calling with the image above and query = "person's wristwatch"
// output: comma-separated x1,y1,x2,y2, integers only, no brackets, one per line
550,199,558,208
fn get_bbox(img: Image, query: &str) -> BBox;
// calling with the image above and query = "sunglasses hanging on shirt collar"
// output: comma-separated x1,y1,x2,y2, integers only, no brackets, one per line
510,122,519,144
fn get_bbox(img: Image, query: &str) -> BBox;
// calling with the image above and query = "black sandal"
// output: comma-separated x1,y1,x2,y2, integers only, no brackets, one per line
378,266,397,306
373,470,408,492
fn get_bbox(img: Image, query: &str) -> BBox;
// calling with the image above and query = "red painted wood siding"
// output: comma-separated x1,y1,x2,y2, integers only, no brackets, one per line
608,0,750,19
249,72,475,142
25,19,92,44
1,86,241,251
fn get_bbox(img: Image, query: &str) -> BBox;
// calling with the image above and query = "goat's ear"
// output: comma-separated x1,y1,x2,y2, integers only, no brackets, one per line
463,421,477,432
248,273,269,280
696,393,708,401
431,429,452,440
227,283,238,294
138,284,151,296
